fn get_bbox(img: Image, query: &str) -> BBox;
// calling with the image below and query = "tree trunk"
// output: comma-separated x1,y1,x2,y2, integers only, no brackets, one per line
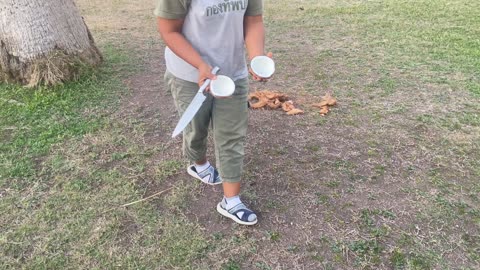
0,0,102,87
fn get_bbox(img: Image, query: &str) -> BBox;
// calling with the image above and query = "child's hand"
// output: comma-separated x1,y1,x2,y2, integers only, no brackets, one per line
198,63,217,92
249,52,274,82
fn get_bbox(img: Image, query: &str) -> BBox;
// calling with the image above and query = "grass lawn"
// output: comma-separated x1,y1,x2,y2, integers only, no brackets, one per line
1,0,479,269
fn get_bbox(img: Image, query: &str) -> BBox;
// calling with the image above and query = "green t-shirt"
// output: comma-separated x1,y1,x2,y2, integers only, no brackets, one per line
155,0,264,82
155,0,263,19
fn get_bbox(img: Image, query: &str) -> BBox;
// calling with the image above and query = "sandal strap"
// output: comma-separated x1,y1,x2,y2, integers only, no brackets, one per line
228,203,255,222
212,168,221,184
194,165,221,184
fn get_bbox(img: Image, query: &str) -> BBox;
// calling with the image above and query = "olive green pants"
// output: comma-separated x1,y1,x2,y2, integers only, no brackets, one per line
165,71,249,183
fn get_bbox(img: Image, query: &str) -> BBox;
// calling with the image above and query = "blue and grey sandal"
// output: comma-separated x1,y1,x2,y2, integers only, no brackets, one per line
187,165,222,185
216,199,258,226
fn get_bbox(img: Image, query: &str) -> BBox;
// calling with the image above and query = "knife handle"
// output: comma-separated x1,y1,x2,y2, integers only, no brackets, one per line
198,66,220,93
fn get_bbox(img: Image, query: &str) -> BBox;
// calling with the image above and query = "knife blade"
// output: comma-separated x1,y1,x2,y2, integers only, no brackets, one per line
171,66,220,138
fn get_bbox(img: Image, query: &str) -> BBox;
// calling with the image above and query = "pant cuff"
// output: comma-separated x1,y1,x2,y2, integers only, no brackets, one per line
221,176,241,183
184,149,206,163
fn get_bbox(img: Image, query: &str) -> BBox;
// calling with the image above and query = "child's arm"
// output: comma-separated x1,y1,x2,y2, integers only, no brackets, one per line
157,18,216,86
244,15,265,60
244,15,272,81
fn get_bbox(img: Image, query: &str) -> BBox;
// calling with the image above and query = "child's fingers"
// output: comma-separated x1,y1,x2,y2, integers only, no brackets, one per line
249,68,272,82
248,68,261,81
252,74,262,81
206,73,217,80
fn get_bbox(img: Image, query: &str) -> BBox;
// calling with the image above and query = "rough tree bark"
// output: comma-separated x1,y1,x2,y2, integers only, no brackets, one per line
0,0,102,87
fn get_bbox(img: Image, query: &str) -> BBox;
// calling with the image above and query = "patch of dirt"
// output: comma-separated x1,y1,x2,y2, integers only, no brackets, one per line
77,0,480,268
105,44,476,269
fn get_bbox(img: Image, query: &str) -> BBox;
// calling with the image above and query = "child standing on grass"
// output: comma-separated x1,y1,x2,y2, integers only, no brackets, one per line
155,0,271,225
